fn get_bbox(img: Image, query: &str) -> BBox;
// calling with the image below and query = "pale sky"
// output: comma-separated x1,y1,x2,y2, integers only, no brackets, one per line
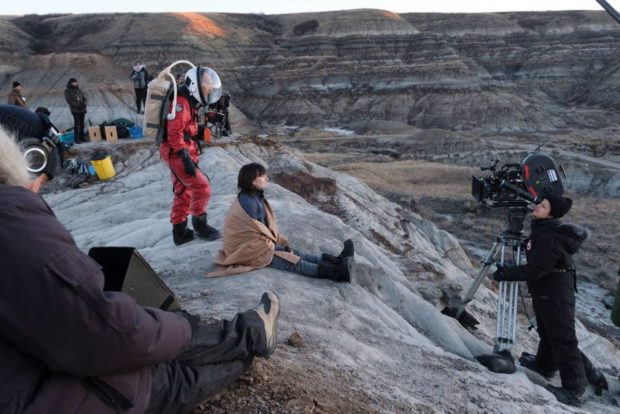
0,1,618,15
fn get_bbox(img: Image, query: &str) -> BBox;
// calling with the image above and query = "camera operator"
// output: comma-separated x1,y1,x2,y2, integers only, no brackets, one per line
0,104,63,182
492,195,588,406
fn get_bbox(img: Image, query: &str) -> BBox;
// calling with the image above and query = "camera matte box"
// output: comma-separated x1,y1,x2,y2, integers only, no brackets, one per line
521,153,564,199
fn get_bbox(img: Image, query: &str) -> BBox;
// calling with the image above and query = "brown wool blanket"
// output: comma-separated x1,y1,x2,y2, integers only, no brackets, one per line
207,197,300,277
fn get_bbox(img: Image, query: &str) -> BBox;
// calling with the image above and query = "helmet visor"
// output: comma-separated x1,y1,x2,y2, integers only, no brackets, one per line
197,66,222,105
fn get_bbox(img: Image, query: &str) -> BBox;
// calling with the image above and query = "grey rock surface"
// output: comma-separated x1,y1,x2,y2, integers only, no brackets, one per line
43,138,620,413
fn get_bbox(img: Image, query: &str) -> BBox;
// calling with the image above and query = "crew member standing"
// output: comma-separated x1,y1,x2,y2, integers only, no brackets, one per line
493,195,588,406
64,78,88,144
160,66,223,245
8,81,27,108
130,61,149,113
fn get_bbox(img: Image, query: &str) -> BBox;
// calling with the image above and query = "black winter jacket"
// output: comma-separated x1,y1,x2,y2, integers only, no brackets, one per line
64,83,87,114
0,184,191,413
503,218,588,300
130,68,147,89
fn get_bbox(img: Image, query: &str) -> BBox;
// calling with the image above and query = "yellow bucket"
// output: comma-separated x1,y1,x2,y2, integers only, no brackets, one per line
91,156,116,180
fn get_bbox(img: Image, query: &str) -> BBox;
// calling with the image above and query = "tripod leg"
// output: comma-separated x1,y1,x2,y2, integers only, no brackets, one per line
508,243,523,348
494,281,519,353
494,238,524,353
452,240,503,326
495,244,507,350
495,281,507,352
477,233,526,374
460,240,503,306
509,282,519,346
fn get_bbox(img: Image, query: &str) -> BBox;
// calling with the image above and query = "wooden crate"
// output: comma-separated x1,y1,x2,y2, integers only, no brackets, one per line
88,127,102,142
104,126,118,143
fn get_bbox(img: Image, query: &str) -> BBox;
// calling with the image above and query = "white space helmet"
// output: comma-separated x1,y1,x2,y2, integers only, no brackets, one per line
184,66,222,106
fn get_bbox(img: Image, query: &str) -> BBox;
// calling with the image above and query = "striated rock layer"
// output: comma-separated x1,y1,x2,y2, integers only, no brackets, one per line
1,10,620,132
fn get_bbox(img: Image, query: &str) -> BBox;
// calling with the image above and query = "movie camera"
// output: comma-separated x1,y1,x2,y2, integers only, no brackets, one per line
471,152,565,208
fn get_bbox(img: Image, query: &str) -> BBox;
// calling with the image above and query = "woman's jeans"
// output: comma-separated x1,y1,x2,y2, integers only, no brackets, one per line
269,248,321,277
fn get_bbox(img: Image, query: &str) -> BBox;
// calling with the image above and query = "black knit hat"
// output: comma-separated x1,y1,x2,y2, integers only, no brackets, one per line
35,107,51,116
12,81,21,88
68,78,78,83
545,194,573,218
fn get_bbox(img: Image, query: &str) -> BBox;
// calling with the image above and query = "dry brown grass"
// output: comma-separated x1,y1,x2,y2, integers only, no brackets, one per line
331,160,478,200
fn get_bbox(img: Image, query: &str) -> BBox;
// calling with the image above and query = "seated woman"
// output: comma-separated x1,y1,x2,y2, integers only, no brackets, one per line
209,163,353,282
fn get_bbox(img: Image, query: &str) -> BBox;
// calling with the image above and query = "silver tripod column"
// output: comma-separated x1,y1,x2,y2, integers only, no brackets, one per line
493,235,523,353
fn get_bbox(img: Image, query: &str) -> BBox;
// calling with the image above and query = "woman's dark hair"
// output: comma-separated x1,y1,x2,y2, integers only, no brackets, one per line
238,163,266,193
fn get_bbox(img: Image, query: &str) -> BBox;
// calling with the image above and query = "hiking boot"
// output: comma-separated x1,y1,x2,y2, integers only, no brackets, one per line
172,220,194,246
340,256,353,283
321,239,355,265
340,239,354,259
545,385,585,407
318,256,353,283
519,352,557,380
321,253,342,265
254,291,280,358
587,368,608,396
191,213,221,241
581,351,609,396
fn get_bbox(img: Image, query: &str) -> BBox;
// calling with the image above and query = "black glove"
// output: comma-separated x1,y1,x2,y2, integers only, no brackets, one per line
176,148,196,176
492,265,506,282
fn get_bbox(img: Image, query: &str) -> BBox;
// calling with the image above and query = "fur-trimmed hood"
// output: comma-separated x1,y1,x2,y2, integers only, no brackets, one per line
555,223,590,254
0,127,30,187
531,218,590,255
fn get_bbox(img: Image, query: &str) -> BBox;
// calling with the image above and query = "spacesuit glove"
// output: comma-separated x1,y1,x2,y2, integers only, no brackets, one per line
176,148,196,176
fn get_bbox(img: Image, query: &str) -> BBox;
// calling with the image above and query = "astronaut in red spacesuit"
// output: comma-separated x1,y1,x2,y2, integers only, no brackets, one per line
160,66,223,245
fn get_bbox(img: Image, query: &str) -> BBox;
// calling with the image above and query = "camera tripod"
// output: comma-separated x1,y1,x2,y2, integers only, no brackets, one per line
443,207,528,369
487,229,526,353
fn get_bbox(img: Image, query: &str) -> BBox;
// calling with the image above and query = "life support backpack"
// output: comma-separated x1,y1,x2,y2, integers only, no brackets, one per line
143,60,196,144
218,93,230,109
